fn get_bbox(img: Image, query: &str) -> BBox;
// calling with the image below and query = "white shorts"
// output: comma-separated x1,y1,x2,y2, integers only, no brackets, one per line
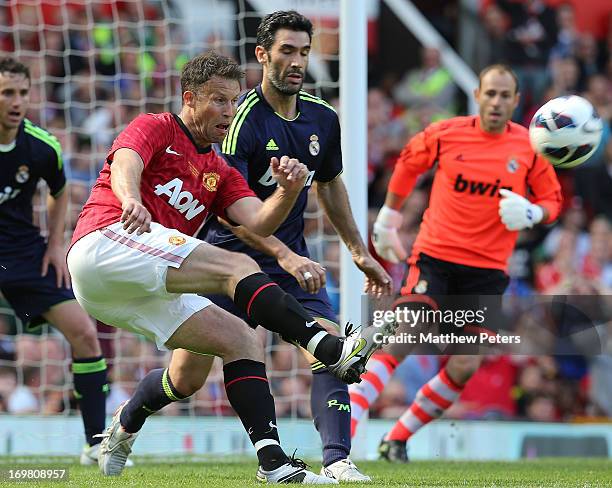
67,222,212,350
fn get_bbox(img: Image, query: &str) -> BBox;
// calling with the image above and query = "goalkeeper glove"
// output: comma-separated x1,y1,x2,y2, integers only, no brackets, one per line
372,205,408,263
498,189,544,231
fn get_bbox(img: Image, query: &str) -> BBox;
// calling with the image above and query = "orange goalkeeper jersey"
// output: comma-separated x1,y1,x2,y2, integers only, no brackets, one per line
388,116,562,271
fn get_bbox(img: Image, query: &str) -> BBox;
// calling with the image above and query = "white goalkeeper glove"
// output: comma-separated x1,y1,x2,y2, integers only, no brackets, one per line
498,189,544,231
372,205,408,263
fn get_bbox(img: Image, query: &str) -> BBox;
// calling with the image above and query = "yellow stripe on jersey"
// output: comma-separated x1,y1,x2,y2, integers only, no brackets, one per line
298,91,336,112
24,119,63,170
222,89,259,155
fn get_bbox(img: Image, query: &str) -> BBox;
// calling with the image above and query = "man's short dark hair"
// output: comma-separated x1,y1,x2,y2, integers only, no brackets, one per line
478,64,519,93
0,57,30,81
256,10,313,51
180,51,244,94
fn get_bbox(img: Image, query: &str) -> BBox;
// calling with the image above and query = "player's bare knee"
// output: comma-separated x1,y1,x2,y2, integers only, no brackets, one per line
226,253,260,294
170,368,204,396
225,325,264,363
68,323,101,358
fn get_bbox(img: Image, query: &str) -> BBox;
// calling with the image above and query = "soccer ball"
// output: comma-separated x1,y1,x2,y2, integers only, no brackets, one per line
529,95,603,169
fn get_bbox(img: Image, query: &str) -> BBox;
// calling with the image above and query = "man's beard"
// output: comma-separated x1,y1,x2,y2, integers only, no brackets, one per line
268,66,303,95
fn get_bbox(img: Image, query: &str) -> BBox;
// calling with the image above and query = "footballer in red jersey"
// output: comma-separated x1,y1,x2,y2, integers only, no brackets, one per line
349,64,563,461
68,51,383,483
71,111,254,244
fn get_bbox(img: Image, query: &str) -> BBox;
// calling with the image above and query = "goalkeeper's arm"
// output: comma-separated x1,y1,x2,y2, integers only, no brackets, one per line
372,192,409,264
373,122,439,263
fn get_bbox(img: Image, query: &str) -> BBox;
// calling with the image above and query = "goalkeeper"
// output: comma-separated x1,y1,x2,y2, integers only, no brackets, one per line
349,64,563,462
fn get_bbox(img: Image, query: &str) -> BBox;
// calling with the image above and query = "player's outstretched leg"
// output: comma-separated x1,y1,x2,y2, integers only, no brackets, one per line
380,355,481,462
167,245,393,384
43,302,108,465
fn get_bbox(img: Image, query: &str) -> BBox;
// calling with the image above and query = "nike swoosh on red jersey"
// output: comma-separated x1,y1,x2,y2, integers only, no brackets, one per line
165,145,181,156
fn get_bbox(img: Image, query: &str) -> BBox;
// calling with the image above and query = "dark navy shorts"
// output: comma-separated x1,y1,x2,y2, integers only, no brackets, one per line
396,253,509,350
206,272,338,328
0,243,75,328
401,252,509,297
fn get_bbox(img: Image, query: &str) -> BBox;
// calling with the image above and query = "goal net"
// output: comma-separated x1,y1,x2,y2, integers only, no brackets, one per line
0,0,345,457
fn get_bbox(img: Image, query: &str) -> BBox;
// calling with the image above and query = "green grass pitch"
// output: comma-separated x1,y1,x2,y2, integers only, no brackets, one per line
1,458,610,487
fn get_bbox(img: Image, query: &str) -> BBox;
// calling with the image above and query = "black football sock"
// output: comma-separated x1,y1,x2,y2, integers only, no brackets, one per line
72,356,108,446
120,368,188,433
234,273,342,365
310,365,352,466
223,359,288,471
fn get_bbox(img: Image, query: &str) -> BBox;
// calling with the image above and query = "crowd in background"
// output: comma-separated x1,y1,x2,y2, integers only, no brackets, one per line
0,0,610,424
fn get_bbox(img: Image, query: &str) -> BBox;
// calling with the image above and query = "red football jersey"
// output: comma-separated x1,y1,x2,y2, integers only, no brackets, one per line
72,113,255,245
388,116,562,271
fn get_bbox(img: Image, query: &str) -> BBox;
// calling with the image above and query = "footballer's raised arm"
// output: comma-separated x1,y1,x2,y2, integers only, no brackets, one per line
372,123,440,263
110,147,152,235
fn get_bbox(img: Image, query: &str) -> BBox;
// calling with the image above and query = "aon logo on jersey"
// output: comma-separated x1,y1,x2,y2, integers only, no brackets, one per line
258,166,316,187
154,178,206,220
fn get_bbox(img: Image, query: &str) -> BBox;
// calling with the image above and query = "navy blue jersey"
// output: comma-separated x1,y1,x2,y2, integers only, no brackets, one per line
0,119,64,259
201,85,342,272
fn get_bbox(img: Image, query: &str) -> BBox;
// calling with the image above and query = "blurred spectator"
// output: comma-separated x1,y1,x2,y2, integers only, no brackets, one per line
582,74,612,165
589,326,612,417
0,367,17,412
581,216,612,289
550,3,579,63
451,356,517,419
8,367,39,414
541,197,590,263
0,315,15,361
536,228,580,293
578,139,612,220
392,47,457,120
499,0,558,119
514,360,556,417
550,56,581,96
574,33,601,91
525,393,557,421
367,88,406,193
472,3,510,72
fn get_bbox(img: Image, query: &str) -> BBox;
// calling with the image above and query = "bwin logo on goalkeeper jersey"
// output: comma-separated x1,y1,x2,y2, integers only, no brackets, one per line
454,173,512,198
154,178,206,220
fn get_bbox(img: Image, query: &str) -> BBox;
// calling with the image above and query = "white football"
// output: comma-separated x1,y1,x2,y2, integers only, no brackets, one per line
529,95,603,169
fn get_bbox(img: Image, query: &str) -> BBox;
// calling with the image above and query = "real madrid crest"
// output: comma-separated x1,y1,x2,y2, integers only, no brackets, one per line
309,134,320,156
15,165,30,184
202,172,220,192
506,158,518,173
414,279,428,294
